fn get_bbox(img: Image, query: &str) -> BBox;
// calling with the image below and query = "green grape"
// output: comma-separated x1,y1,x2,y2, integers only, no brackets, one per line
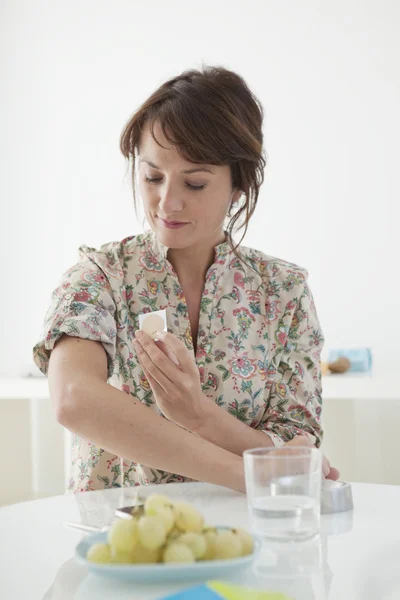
138,515,167,550
174,501,204,533
214,530,243,559
130,542,161,564
86,542,112,564
144,493,175,513
179,532,206,559
144,493,176,534
167,526,181,542
201,528,218,560
107,519,138,553
234,527,254,556
111,548,135,564
101,493,253,565
146,505,175,534
163,542,195,563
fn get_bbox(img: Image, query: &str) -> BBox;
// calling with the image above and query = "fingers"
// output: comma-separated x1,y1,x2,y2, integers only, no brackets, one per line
283,438,339,481
322,454,341,480
284,435,313,448
141,364,164,397
134,331,179,382
155,340,180,366
133,336,174,390
322,455,331,477
155,331,197,371
135,330,198,380
326,466,340,481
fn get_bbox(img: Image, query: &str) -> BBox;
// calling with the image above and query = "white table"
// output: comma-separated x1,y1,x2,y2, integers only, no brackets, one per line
1,482,400,600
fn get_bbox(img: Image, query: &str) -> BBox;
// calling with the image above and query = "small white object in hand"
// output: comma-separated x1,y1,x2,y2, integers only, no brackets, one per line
138,309,167,340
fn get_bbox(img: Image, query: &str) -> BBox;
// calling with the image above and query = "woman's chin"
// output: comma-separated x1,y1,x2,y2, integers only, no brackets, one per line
154,224,194,248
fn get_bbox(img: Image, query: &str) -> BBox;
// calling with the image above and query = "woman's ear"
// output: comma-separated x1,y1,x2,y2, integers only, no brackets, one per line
232,188,243,204
228,189,243,217
229,189,243,214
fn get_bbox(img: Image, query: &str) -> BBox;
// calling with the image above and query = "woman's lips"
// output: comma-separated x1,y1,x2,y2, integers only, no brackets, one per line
158,217,189,229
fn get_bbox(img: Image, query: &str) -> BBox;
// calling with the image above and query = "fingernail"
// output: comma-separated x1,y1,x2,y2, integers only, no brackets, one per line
155,331,165,340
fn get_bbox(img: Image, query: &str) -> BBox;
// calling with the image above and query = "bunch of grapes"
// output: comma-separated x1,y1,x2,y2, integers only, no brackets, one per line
87,493,254,565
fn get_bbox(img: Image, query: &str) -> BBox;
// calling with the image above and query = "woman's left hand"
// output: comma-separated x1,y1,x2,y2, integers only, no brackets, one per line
133,330,206,430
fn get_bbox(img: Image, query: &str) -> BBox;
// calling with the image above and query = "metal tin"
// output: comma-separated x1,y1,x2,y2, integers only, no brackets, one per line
321,480,353,514
269,476,354,515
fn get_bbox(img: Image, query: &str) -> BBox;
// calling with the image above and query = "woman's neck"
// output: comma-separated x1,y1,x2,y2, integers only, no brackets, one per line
167,231,226,285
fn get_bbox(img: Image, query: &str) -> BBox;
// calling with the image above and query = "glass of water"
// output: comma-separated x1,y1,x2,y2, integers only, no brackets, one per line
243,445,322,541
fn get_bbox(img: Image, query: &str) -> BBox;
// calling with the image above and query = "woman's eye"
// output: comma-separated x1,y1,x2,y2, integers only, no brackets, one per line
145,176,162,184
186,183,206,191
145,176,205,192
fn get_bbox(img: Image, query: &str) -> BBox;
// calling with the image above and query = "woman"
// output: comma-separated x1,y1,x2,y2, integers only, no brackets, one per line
33,65,339,493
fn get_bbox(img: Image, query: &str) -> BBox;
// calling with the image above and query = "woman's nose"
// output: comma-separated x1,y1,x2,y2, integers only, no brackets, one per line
158,182,185,214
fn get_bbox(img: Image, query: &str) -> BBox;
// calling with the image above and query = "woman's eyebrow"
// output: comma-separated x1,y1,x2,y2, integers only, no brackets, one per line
140,158,215,175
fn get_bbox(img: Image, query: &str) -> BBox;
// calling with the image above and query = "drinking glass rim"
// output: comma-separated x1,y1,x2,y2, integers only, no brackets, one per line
243,446,320,459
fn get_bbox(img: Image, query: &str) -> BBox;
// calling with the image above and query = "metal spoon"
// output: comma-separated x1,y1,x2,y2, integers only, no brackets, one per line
62,491,145,534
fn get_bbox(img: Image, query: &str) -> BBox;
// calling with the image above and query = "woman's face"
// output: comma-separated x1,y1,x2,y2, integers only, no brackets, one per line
138,120,241,251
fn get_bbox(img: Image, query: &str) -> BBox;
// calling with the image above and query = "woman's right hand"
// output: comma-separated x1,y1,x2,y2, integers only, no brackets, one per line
281,436,340,481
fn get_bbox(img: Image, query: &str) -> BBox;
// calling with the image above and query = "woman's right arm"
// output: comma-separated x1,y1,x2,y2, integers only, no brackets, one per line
48,335,245,492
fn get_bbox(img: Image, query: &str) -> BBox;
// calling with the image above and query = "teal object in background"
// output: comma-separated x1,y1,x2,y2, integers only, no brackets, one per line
328,348,372,373
160,580,291,599
161,585,217,599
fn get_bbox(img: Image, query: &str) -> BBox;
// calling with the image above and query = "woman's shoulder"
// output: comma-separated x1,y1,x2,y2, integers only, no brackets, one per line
77,232,149,280
238,244,309,283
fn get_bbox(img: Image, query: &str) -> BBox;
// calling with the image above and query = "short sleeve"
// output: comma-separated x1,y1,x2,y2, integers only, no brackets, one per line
258,280,324,447
33,260,117,378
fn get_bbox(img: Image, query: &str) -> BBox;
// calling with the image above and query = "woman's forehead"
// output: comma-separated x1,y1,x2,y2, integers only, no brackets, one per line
139,124,221,172
139,122,186,164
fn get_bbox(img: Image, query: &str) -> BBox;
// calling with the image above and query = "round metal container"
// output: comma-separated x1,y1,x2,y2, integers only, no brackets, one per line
321,480,353,514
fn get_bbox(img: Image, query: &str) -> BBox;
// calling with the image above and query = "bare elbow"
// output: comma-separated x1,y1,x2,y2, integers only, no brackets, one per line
51,382,81,428
48,336,108,428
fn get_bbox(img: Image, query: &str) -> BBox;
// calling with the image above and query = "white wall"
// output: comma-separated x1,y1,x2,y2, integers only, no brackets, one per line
1,0,399,377
0,399,33,505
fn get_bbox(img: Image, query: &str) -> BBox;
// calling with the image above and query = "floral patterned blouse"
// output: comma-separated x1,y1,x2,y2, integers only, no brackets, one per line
33,230,324,493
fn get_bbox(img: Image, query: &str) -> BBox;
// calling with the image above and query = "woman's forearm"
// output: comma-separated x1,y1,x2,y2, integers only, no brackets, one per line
192,399,274,456
57,378,245,492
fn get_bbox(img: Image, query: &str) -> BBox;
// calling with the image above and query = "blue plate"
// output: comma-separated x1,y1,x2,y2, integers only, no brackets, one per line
75,527,260,582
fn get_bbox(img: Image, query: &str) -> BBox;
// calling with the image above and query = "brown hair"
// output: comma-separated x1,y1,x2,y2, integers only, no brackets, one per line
120,65,266,255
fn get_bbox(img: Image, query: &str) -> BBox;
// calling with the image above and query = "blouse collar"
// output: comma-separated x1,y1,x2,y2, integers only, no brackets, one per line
144,229,232,262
